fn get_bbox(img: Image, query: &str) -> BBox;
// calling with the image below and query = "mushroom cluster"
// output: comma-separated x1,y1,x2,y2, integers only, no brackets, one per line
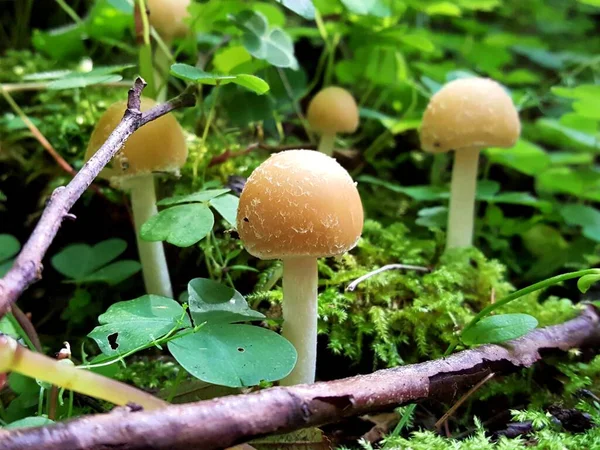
420,77,521,249
237,149,364,385
85,96,188,298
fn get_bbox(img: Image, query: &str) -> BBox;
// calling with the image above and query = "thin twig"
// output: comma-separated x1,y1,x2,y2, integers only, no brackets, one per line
0,306,598,450
0,85,76,176
434,372,496,431
346,264,430,292
0,78,197,318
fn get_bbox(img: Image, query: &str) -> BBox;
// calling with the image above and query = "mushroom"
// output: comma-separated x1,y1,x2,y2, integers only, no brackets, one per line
306,86,359,156
419,77,520,250
146,0,191,42
146,0,191,100
237,149,364,385
84,96,188,298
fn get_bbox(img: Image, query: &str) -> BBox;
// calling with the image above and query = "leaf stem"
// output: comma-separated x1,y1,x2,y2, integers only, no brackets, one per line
445,268,600,355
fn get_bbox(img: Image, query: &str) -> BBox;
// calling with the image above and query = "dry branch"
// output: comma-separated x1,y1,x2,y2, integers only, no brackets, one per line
0,78,196,318
1,306,598,450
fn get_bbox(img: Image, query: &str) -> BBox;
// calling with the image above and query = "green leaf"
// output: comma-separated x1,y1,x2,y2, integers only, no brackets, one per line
0,234,20,263
230,11,299,70
424,2,462,16
340,0,392,16
51,239,128,280
535,118,598,153
210,194,239,226
46,65,133,90
140,204,215,247
5,417,55,430
157,188,231,206
170,63,270,94
275,0,315,19
560,204,600,243
88,295,190,356
485,140,551,176
536,167,600,201
512,45,565,70
187,278,265,324
32,24,86,60
400,34,435,53
213,46,253,74
77,260,142,285
358,175,447,201
168,323,297,387
578,274,600,294
462,314,538,345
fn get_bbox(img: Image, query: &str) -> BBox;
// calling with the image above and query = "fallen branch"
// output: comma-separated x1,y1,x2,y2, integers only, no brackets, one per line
0,78,196,317
1,306,598,450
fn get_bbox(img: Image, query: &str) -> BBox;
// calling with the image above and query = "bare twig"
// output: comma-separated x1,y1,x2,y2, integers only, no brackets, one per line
346,264,430,292
0,85,76,176
0,306,597,450
0,78,197,318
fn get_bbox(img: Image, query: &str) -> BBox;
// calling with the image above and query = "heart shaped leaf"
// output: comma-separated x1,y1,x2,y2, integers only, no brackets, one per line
157,188,231,206
230,11,299,70
88,295,190,356
0,234,20,263
210,194,239,226
187,278,265,325
51,238,129,280
140,204,215,247
168,323,296,387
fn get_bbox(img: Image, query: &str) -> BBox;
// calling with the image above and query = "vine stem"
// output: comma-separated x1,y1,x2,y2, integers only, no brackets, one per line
444,268,600,356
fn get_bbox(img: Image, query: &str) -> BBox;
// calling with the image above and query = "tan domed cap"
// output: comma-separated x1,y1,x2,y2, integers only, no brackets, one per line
307,86,359,134
147,0,190,41
420,77,521,153
237,150,364,260
85,97,188,183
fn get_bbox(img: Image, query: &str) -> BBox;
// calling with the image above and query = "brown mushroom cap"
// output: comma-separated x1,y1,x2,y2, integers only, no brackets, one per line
84,97,188,183
419,77,521,153
237,150,364,260
306,86,359,134
146,0,190,41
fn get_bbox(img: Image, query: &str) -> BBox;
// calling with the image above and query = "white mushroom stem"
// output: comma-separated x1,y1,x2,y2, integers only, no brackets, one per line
280,257,318,386
123,175,174,298
446,147,481,250
317,132,336,156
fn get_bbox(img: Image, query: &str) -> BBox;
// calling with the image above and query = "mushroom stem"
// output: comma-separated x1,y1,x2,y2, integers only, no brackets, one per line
280,257,318,386
317,132,337,156
447,148,481,250
0,335,167,410
154,42,171,102
126,175,174,298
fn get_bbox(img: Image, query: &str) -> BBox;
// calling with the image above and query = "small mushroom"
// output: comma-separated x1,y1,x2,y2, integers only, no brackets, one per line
306,86,359,156
419,77,520,249
237,149,364,385
84,97,188,298
146,0,191,42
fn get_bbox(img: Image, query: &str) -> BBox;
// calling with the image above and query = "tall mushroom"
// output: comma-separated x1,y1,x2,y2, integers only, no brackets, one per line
84,96,188,298
146,0,191,101
419,77,520,250
306,86,359,156
237,150,364,385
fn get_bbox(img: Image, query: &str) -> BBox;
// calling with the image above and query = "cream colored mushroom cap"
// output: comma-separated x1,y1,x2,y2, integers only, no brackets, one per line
420,77,521,153
306,86,359,134
237,150,364,260
146,0,191,41
84,97,188,184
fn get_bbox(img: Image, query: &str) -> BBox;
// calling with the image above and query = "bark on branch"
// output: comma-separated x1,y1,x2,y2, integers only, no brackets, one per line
0,78,196,318
1,306,598,450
